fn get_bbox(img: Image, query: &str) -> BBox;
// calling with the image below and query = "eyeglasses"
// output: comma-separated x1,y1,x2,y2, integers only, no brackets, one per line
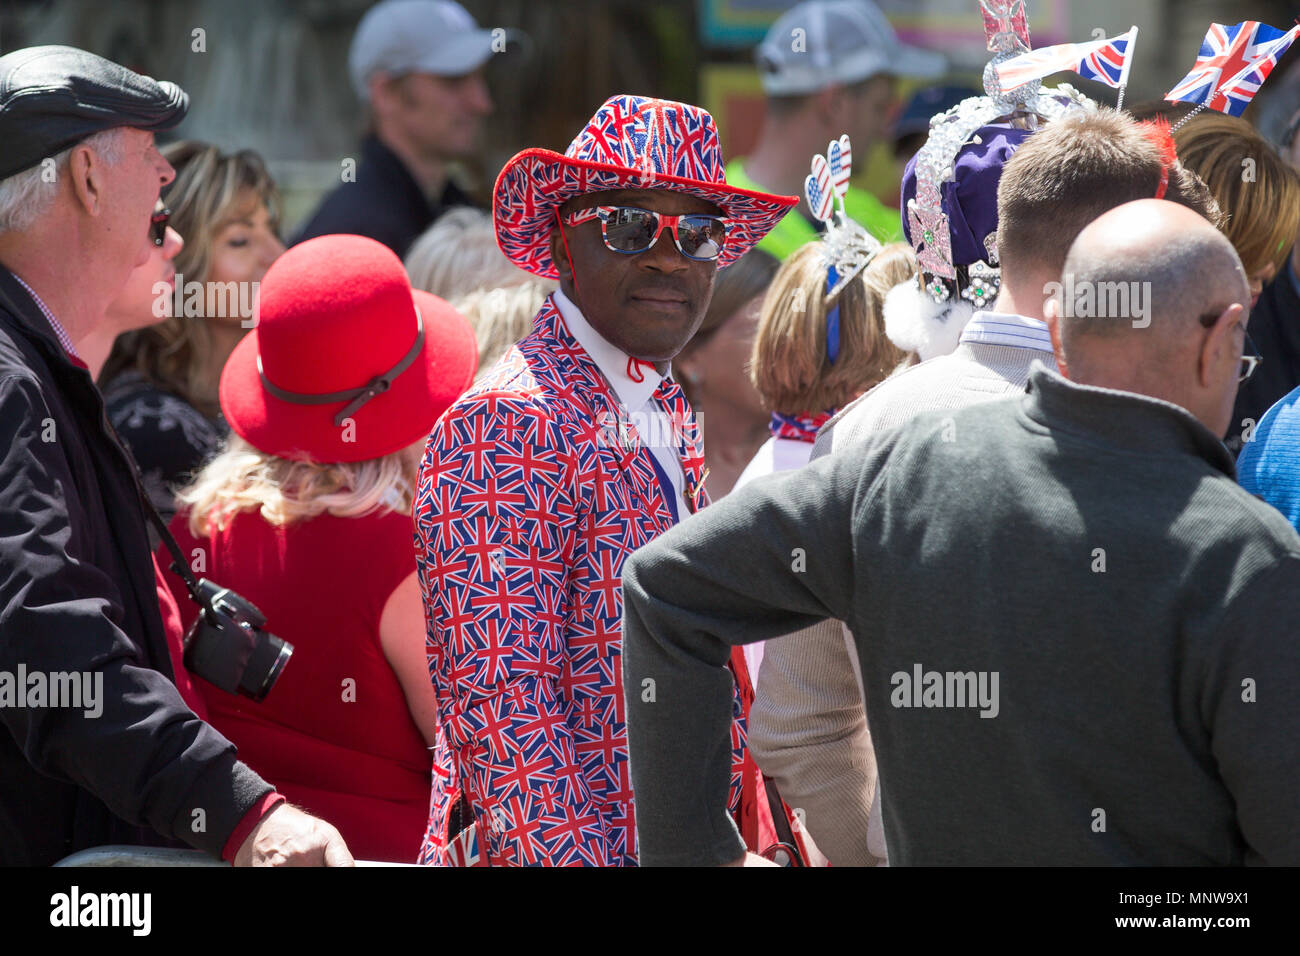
1198,313,1263,383
150,206,170,247
562,205,729,261
1239,328,1262,382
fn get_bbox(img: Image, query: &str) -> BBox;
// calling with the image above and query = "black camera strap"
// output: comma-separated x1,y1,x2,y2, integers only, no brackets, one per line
140,495,213,614
109,423,217,621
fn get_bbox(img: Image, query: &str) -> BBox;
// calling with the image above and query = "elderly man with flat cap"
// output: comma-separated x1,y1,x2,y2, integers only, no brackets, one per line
0,46,350,866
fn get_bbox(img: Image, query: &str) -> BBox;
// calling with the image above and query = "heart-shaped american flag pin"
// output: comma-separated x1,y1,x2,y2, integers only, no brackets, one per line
828,135,852,198
805,153,834,222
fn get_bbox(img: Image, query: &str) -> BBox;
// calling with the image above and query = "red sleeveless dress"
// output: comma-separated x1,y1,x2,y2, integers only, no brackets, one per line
159,507,431,863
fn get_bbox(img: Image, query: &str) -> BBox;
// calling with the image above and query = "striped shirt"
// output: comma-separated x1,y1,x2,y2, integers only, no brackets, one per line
958,310,1054,352
11,274,80,360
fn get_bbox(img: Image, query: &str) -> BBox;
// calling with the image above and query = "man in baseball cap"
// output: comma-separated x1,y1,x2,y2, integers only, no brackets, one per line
0,45,349,867
293,0,520,257
727,0,946,259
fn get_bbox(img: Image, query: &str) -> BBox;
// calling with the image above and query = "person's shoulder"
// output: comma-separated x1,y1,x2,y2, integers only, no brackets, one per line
819,354,972,450
1244,385,1300,453
104,379,220,446
290,175,410,250
732,436,777,491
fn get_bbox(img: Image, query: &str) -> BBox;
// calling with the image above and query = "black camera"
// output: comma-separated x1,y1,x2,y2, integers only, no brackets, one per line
182,579,293,702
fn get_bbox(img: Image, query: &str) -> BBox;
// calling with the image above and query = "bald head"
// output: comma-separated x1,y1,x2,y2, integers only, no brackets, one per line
1045,199,1252,437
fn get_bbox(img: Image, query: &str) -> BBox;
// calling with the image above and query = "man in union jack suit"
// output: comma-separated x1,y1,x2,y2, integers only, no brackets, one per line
412,94,797,865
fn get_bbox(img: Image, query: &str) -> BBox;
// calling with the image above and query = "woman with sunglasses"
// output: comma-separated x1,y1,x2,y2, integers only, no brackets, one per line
79,201,182,379
100,141,285,527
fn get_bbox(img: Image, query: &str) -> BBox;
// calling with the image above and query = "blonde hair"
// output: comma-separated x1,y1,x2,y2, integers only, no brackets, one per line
179,435,418,538
1174,113,1300,278
406,207,532,301
454,279,556,380
751,242,914,414
99,141,282,417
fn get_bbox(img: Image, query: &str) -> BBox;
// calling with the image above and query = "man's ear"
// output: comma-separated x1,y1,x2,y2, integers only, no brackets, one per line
67,143,104,217
1197,302,1244,388
813,85,842,128
548,224,573,285
1044,296,1069,379
368,71,399,115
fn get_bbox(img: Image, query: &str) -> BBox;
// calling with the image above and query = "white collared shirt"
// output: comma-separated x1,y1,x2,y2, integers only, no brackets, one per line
958,310,1054,352
553,289,691,521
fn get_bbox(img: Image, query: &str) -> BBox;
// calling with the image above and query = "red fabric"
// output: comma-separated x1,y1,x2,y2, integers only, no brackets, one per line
1139,119,1177,200
152,554,208,720
220,792,287,862
158,506,431,864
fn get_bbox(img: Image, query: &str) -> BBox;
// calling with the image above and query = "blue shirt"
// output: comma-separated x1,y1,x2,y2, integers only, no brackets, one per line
1238,383,1300,531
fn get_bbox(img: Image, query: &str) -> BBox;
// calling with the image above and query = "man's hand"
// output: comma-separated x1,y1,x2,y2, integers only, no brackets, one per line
722,852,779,867
233,803,354,867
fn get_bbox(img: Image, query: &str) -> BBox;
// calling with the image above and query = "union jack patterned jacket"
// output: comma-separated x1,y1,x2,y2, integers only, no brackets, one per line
413,294,746,865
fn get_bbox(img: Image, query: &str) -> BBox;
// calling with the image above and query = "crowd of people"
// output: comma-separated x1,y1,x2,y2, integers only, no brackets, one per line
1,0,1299,867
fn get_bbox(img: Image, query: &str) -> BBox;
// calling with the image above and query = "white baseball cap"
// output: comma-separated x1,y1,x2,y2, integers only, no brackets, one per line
757,0,946,96
349,0,515,101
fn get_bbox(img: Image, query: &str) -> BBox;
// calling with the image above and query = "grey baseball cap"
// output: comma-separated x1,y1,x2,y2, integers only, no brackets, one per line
349,0,515,102
757,0,946,96
0,45,188,180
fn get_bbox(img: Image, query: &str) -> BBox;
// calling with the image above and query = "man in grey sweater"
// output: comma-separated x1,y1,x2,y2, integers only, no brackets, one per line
622,199,1300,866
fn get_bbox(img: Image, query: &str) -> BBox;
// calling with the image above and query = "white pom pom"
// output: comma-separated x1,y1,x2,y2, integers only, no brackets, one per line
883,280,976,362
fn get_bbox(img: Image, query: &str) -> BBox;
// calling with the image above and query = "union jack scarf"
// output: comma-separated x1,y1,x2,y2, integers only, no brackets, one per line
769,410,838,444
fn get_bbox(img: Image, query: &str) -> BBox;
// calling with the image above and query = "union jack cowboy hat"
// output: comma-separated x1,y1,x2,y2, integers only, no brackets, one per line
494,94,798,279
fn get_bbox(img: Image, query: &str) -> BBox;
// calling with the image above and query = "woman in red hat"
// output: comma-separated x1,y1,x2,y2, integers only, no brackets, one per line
158,234,478,864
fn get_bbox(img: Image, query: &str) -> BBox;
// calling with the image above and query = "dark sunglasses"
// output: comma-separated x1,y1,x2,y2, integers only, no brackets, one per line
150,206,170,247
563,205,728,261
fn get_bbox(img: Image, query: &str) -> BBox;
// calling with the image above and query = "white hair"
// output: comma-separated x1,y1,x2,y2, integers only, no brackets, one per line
405,206,533,301
0,127,127,233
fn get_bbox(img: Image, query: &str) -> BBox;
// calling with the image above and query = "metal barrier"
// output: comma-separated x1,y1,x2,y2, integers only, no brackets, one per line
54,845,411,866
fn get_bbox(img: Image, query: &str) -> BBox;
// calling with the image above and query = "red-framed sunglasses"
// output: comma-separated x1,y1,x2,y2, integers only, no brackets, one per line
562,205,729,261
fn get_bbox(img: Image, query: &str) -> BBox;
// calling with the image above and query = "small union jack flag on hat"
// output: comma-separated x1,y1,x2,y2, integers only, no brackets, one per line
995,27,1137,92
1166,20,1300,117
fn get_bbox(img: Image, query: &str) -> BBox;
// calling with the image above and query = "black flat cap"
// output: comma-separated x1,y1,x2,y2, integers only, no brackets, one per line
0,45,188,180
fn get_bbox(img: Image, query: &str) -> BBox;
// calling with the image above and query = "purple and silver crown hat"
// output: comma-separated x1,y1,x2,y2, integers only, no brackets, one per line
493,94,799,280
883,1,1097,360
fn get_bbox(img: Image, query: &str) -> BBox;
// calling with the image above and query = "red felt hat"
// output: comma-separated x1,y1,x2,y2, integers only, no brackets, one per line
220,234,478,463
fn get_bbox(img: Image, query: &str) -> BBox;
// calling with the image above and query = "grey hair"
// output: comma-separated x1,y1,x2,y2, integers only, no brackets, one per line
405,206,532,301
0,127,127,233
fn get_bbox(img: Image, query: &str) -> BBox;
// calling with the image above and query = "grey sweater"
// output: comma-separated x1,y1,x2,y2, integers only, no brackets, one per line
622,365,1300,866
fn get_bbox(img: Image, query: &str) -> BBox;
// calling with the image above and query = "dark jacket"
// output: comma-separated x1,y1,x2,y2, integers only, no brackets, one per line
1227,261,1300,455
291,134,475,259
0,266,272,866
624,364,1300,866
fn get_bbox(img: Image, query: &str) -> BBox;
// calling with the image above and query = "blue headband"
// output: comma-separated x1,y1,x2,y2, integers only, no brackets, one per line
825,266,841,365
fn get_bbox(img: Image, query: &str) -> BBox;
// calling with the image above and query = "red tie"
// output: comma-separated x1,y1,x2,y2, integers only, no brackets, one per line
652,376,710,515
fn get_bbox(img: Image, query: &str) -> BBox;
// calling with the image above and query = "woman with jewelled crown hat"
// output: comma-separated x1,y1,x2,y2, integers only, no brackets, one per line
882,0,1097,360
